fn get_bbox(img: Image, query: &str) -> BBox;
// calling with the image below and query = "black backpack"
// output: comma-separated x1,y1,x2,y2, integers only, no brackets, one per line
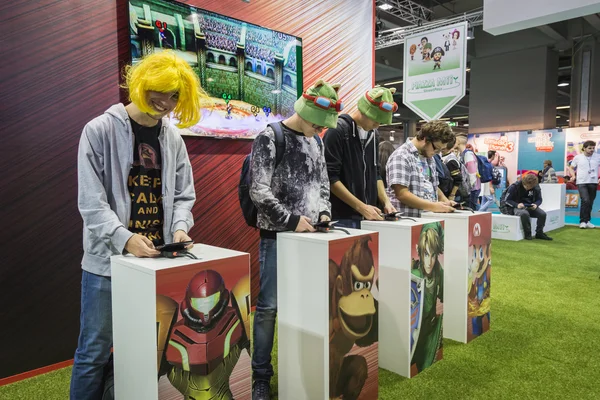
491,167,502,186
238,123,286,228
434,154,453,197
499,183,517,215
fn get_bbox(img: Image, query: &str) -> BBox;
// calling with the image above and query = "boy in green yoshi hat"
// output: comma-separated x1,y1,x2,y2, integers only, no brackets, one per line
248,79,342,400
323,86,398,229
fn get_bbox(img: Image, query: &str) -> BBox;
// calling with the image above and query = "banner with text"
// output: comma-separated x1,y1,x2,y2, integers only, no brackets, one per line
403,22,467,121
468,132,520,185
517,129,566,176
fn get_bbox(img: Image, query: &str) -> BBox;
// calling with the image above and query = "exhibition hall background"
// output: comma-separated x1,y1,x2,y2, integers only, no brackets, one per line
0,0,374,379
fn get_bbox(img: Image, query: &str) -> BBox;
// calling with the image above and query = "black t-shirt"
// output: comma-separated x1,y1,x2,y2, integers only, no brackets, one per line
128,118,164,246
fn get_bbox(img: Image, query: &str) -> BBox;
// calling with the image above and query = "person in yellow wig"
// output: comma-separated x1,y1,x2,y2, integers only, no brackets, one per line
70,51,208,400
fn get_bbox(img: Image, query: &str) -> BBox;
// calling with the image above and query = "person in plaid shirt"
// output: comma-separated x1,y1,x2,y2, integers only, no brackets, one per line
386,121,457,217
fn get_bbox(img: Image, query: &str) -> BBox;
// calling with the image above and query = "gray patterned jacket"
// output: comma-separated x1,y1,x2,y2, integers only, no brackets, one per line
249,124,331,235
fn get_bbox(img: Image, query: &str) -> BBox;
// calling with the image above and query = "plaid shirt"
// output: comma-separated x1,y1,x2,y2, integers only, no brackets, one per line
386,140,438,217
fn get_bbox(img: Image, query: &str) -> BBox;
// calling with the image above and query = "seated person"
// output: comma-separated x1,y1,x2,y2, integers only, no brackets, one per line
501,174,552,241
564,175,578,190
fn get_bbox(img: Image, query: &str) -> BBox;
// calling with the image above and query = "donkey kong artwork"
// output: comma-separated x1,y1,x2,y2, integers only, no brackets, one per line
329,236,378,400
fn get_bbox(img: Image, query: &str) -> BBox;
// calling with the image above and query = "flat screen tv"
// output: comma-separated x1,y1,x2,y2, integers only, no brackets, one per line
128,0,303,138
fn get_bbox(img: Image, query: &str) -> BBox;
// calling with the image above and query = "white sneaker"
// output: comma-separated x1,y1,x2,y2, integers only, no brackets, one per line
580,222,587,229
587,222,596,229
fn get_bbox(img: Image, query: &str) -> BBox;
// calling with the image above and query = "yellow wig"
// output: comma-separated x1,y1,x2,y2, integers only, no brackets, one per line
123,51,208,128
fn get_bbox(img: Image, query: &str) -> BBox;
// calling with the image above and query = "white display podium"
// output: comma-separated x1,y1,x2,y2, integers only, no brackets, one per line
111,245,252,400
362,219,445,378
277,228,379,400
422,211,492,343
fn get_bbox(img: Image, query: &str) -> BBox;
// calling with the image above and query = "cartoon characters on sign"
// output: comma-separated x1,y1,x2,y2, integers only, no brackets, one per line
452,29,460,50
432,46,445,70
468,219,491,339
411,222,444,374
410,44,417,61
423,43,433,62
329,237,378,400
443,33,451,52
156,270,251,400
419,37,429,60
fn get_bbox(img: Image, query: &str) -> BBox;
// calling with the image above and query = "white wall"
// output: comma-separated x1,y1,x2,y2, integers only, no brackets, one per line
484,0,600,35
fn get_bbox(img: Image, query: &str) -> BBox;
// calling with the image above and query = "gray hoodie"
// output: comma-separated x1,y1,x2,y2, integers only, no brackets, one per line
77,104,196,276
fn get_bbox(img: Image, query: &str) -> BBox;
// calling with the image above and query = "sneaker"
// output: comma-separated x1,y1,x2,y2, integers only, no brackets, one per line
535,232,553,241
580,222,587,229
587,222,596,229
252,380,271,400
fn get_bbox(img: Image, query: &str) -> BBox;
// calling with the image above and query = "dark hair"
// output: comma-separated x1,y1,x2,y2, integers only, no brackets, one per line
378,141,395,175
421,37,428,43
488,150,496,159
417,120,454,144
445,134,456,150
582,140,596,149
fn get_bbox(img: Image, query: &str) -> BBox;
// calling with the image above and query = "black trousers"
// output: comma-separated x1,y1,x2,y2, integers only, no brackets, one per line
578,184,598,223
510,207,546,236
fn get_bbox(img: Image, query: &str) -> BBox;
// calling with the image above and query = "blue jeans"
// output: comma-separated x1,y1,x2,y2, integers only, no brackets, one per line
479,195,495,212
335,218,361,229
252,238,278,382
70,271,114,400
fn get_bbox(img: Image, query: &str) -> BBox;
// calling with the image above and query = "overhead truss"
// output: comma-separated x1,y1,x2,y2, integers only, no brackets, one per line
376,0,433,25
376,8,484,50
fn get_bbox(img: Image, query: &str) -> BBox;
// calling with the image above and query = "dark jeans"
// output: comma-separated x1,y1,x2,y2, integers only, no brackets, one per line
70,271,114,400
469,189,481,211
578,184,598,223
336,218,362,229
510,207,546,236
252,238,277,382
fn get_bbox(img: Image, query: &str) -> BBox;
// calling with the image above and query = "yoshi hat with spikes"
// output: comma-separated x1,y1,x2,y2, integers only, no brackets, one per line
294,79,344,129
358,86,398,125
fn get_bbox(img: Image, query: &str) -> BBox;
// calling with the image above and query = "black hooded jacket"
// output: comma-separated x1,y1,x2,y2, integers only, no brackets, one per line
323,114,382,219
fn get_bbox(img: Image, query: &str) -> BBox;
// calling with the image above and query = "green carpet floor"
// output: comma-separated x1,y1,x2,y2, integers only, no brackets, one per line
2,226,599,399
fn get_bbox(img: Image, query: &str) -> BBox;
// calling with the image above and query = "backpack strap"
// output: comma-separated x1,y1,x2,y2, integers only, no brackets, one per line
337,114,353,141
314,134,323,150
268,122,286,168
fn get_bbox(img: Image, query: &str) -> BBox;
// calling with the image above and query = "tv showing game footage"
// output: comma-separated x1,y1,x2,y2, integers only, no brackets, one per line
128,0,303,138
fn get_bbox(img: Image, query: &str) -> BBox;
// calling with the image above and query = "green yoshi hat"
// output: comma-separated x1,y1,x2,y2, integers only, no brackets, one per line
294,79,343,129
357,86,398,125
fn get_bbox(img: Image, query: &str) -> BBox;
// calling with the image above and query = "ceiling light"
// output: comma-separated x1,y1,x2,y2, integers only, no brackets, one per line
454,116,469,120
393,113,401,117
556,105,570,109
390,130,396,133
378,3,393,10
384,80,403,86
464,123,469,127
567,119,570,122
467,27,475,40
556,115,560,118
439,117,450,121
558,82,570,87
466,68,471,72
